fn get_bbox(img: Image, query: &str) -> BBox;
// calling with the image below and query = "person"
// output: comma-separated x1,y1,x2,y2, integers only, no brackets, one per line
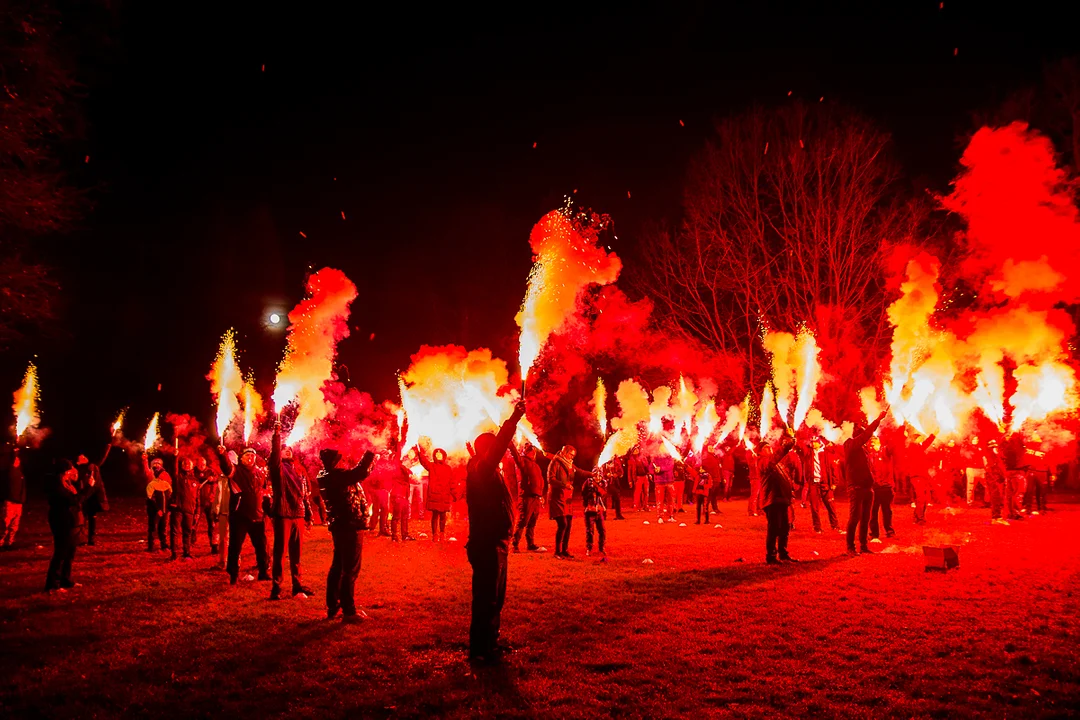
581,469,607,560
692,460,712,524
418,445,455,542
269,422,315,599
408,452,426,523
195,456,218,554
745,443,762,516
213,461,232,568
76,443,112,546
868,437,896,541
548,445,592,558
169,456,201,560
799,437,838,533
702,446,722,512
605,455,625,519
144,456,172,553
1,444,25,549
983,437,1010,525
1004,432,1030,521
367,465,391,538
653,452,677,523
318,447,376,622
308,473,329,525
907,433,936,525
45,460,97,591
843,409,887,555
465,400,526,663
390,452,416,542
759,432,798,564
1026,434,1050,515
627,446,650,511
511,443,548,552
217,445,270,584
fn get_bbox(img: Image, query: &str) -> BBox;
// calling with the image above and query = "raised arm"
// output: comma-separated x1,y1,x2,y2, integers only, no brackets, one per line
477,402,526,480
269,425,283,497
98,443,113,468
851,412,886,448
216,445,235,478
342,451,376,486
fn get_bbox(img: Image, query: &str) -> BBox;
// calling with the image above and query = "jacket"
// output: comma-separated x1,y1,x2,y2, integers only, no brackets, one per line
515,452,546,498
270,427,312,520
218,448,266,522
843,415,884,490
144,460,172,516
78,443,111,514
2,446,26,504
197,468,217,508
580,476,607,514
653,455,675,485
627,455,650,484
760,437,797,508
171,469,201,514
906,435,937,478
466,404,525,548
49,475,96,531
547,454,588,519
690,464,711,496
418,450,455,512
319,452,375,531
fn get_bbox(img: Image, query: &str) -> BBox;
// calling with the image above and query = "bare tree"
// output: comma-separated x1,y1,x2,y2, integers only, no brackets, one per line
639,102,928,398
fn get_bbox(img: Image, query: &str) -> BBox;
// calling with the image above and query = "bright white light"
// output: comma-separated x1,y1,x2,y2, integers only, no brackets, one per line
269,313,281,325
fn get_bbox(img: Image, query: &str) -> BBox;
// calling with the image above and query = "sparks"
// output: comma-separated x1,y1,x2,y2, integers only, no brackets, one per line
12,362,40,438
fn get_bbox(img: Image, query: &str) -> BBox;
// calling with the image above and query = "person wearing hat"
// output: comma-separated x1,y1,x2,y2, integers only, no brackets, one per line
45,459,97,591
982,437,1010,525
217,444,270,584
868,436,896,540
465,400,526,664
759,428,798,564
143,454,172,552
168,456,201,561
269,422,315,600
419,444,456,543
843,409,888,555
318,446,376,622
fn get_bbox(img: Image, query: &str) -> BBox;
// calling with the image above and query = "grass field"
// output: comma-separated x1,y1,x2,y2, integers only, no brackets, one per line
1,494,1079,719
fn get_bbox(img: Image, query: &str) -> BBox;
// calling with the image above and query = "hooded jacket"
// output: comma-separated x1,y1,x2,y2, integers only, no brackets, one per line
218,448,266,522
466,404,525,548
419,449,455,512
270,426,312,520
171,467,201,514
843,414,885,490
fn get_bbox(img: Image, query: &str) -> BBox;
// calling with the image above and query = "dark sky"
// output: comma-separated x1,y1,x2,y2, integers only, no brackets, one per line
27,1,1080,457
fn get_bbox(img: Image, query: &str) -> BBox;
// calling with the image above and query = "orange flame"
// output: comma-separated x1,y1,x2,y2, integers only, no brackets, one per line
792,328,822,429
13,362,39,438
691,400,720,455
143,412,161,450
209,329,243,440
516,210,621,381
243,376,263,443
593,378,608,437
111,409,126,436
597,380,649,466
759,382,775,439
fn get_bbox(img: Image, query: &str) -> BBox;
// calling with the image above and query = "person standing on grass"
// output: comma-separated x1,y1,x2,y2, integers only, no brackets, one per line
76,441,113,547
390,452,417,542
983,437,1010,525
1,443,25,549
509,443,547,552
465,401,525,664
213,460,232,568
653,452,677,523
269,422,315,600
843,409,888,555
169,457,200,561
907,433,936,525
759,430,798,565
581,469,608,560
627,446,650,512
868,436,896,541
45,460,97,592
692,460,712,524
144,456,172,553
548,445,593,558
746,443,763,517
318,447,376,622
605,456,626,520
418,445,455,542
195,456,218,554
217,445,270,584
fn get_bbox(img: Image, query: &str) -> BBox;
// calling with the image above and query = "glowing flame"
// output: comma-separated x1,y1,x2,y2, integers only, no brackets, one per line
209,329,243,439
516,209,621,381
273,268,358,445
672,375,698,440
736,394,750,441
593,378,608,436
717,405,742,444
597,380,649,466
660,436,683,462
399,345,516,459
859,387,881,424
13,362,39,438
759,383,775,439
763,331,796,422
792,328,821,429
517,416,542,449
648,385,672,435
1011,362,1075,431
691,400,719,455
242,376,263,443
111,409,126,436
144,412,161,450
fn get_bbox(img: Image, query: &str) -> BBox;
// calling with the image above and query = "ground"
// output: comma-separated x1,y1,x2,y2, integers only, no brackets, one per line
1,494,1079,719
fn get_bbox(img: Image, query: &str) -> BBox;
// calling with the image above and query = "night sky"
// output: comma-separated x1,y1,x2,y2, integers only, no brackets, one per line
25,2,1080,459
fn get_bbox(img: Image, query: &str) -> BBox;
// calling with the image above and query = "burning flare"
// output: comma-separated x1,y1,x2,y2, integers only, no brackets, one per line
111,409,126,436
13,362,40,438
243,376,263,443
273,268,358,445
144,412,161,450
516,209,621,382
593,378,608,437
209,329,244,439
598,380,650,466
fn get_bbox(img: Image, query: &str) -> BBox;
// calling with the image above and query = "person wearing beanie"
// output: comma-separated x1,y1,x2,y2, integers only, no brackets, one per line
143,454,172,552
318,446,376,622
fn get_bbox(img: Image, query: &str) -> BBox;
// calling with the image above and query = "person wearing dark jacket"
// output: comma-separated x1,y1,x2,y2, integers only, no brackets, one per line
319,447,376,622
465,401,526,664
798,438,836,533
269,423,315,599
844,410,887,554
169,457,201,560
144,456,172,552
46,460,97,591
511,443,548,552
217,444,270,584
868,437,897,540
627,447,650,511
76,443,112,546
1,444,26,549
194,456,218,553
418,445,455,542
580,472,608,559
389,453,416,542
548,445,593,559
759,433,798,564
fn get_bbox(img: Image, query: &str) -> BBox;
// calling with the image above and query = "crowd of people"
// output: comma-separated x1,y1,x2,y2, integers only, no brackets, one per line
0,400,1061,663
